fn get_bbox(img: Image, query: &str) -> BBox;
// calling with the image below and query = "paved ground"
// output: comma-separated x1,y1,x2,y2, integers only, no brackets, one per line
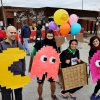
1,33,100,100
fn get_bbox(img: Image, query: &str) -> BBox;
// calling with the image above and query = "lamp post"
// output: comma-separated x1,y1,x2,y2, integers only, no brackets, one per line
0,0,7,29
82,0,83,10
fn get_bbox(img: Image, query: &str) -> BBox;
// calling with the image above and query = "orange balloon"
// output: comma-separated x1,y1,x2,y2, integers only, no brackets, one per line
60,23,70,36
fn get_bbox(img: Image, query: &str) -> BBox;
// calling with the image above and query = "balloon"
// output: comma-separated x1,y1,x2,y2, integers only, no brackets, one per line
48,21,58,30
54,9,69,25
60,23,70,36
69,14,78,26
71,23,82,35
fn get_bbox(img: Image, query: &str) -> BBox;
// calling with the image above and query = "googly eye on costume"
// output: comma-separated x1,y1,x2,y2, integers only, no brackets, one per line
40,55,47,62
49,57,56,64
95,60,100,67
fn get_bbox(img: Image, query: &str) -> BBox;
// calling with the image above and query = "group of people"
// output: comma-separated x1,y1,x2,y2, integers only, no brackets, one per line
0,24,100,100
27,28,100,100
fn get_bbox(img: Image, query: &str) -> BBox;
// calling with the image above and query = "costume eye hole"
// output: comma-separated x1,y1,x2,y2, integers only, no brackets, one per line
40,55,47,62
95,60,100,67
49,57,56,64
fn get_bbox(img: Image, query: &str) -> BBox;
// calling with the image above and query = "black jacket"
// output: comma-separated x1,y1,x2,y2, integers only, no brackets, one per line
36,30,42,38
60,49,80,68
34,38,57,51
89,48,97,58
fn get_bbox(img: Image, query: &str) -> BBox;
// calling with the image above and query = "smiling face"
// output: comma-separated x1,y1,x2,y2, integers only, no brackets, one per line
6,26,17,41
70,41,77,50
93,38,100,47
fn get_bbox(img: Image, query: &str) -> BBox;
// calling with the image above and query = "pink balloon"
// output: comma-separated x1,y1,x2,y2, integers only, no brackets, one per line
69,14,78,26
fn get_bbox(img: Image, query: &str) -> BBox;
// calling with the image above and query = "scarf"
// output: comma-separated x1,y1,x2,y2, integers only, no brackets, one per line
44,38,55,46
92,45,100,51
68,47,76,54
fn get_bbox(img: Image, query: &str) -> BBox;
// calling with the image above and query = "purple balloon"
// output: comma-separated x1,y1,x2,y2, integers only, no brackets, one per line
48,21,58,30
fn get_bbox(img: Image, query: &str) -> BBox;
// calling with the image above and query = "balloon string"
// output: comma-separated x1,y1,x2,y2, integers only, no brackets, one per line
55,30,60,36
74,35,76,39
58,30,61,36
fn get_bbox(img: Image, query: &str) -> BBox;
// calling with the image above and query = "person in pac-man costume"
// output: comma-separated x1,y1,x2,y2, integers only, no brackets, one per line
0,26,30,100
29,29,60,100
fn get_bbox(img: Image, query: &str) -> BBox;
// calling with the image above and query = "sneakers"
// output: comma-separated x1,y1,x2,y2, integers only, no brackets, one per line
70,94,76,100
51,95,59,100
94,95,100,100
59,93,68,99
90,93,96,100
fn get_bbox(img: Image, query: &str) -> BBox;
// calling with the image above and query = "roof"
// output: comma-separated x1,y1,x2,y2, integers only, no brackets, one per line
2,6,100,18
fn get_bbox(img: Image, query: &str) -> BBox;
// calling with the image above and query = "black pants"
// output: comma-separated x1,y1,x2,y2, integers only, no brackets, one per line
94,79,100,94
61,86,83,94
1,87,22,100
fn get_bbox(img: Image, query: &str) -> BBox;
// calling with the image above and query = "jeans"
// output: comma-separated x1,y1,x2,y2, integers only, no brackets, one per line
23,38,30,54
1,87,22,100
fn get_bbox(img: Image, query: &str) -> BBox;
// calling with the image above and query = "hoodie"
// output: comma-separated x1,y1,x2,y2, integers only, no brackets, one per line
21,24,31,38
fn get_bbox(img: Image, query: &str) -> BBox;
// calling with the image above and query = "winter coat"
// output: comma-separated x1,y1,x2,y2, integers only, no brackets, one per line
21,24,31,38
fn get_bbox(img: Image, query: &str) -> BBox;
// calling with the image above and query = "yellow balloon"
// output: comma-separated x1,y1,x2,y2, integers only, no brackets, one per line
54,9,69,25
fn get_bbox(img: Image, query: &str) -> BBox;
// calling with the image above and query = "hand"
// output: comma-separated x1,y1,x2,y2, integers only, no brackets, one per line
77,59,81,63
65,60,70,64
21,71,25,76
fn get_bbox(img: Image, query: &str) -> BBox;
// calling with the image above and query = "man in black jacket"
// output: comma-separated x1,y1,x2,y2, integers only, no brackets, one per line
21,22,31,55
0,26,26,100
35,26,42,43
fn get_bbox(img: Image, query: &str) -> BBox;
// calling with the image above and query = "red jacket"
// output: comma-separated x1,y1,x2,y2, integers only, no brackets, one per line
0,30,3,38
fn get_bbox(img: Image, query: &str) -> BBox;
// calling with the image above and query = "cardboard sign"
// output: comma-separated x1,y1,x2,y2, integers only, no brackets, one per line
30,46,60,81
66,34,83,43
55,36,65,47
59,61,88,90
90,50,100,83
54,34,83,48
0,48,30,90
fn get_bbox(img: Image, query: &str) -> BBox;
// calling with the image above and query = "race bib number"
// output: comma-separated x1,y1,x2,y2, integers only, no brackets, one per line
71,57,77,66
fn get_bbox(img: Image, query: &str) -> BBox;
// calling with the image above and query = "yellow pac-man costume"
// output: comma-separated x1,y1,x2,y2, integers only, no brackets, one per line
0,48,30,90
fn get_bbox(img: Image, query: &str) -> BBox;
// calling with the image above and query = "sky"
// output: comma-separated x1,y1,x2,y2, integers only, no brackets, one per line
1,0,100,11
